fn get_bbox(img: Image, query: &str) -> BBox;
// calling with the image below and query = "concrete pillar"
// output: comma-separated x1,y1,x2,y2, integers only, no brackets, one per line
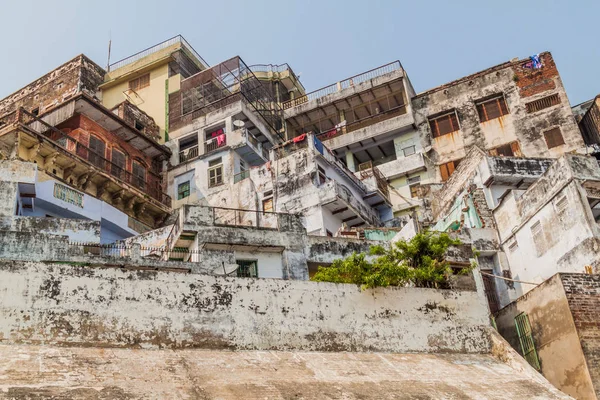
345,151,356,172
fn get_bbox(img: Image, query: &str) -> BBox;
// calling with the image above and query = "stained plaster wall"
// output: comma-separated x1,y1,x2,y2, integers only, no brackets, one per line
413,52,584,180
494,156,600,298
0,216,100,243
0,259,491,354
496,274,596,400
0,55,104,117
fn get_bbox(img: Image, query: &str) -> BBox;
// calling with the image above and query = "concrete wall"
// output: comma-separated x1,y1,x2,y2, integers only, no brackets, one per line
0,216,100,243
496,274,597,400
0,260,491,354
413,52,584,180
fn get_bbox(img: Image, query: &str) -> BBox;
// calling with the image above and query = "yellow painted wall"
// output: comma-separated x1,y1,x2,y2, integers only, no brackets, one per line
101,64,171,143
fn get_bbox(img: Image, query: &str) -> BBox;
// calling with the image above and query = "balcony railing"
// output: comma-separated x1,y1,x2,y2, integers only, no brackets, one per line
179,144,199,163
282,61,402,110
205,135,227,153
358,162,390,199
19,109,171,208
234,170,250,183
316,104,407,141
108,35,208,72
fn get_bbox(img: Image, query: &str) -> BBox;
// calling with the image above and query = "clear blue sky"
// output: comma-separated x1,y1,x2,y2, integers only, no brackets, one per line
1,0,598,105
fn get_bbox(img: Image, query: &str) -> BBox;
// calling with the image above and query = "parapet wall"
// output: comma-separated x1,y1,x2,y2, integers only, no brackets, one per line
0,260,491,353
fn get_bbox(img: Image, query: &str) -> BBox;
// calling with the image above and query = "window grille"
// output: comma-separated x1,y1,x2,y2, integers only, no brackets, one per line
526,94,560,113
429,111,460,138
515,313,541,370
477,96,509,122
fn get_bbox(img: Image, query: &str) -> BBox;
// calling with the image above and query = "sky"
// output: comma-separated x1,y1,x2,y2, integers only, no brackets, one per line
0,0,598,106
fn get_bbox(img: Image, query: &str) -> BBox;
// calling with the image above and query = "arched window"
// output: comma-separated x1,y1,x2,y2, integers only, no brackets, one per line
89,135,106,169
111,148,127,180
132,160,146,190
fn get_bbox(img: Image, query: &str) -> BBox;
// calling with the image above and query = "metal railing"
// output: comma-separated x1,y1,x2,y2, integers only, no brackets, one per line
164,210,182,257
69,241,200,263
233,170,250,183
358,162,390,199
179,144,199,163
316,104,407,141
282,61,402,110
108,35,209,72
249,64,292,74
205,135,227,153
19,109,171,207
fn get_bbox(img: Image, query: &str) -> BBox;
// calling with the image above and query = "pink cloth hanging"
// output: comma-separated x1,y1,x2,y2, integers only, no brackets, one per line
216,134,225,147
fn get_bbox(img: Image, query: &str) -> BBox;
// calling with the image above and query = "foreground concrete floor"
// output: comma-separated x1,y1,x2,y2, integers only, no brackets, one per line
0,343,571,399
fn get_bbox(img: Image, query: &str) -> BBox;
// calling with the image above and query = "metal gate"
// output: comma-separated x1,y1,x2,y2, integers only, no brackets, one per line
515,312,541,370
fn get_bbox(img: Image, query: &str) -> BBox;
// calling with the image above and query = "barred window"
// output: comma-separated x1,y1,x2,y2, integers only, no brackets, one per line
477,96,509,122
429,111,459,138
236,260,258,278
132,161,146,190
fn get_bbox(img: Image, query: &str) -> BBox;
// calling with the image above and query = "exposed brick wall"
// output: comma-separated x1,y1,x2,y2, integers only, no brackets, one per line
512,53,558,98
0,55,104,117
112,101,160,141
561,273,600,398
57,114,159,175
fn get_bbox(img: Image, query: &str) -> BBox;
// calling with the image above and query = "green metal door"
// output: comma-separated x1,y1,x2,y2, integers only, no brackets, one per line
514,312,541,371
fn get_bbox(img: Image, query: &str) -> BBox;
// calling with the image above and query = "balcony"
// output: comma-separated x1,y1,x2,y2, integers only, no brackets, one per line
1,108,172,227
319,180,381,227
204,134,227,154
282,61,403,111
229,128,270,166
369,152,426,180
179,144,199,164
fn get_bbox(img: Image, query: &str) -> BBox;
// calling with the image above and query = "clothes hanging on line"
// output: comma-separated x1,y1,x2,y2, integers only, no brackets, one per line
293,133,307,143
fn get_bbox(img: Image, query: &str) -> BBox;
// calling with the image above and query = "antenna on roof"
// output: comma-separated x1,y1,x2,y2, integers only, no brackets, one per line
106,31,112,72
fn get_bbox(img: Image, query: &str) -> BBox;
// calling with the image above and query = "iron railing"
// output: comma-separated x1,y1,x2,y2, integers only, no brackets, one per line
316,104,407,141
108,35,209,72
205,135,227,153
282,61,402,109
164,210,182,257
69,241,200,263
179,144,199,163
358,162,390,199
19,109,171,207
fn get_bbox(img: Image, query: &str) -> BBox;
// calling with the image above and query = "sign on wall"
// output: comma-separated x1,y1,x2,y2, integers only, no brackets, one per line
53,183,84,208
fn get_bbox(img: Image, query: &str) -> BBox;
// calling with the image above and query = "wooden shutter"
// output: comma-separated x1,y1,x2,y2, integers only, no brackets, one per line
440,163,449,181
544,127,565,149
430,112,459,138
478,97,509,122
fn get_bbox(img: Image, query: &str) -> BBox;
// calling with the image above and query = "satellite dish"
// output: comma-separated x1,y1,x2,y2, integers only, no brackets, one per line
233,120,245,128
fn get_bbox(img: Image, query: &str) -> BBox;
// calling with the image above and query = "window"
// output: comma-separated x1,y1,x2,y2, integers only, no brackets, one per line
526,93,560,113
439,159,461,181
236,260,258,278
408,176,421,198
554,194,568,215
402,145,416,157
132,161,146,190
488,142,521,157
544,127,565,149
429,111,459,138
477,96,509,122
89,135,105,168
262,197,273,212
317,165,327,186
134,120,145,132
32,108,39,116
514,313,541,371
111,148,126,179
179,134,199,163
507,237,519,252
129,73,150,91
177,181,190,200
208,157,223,187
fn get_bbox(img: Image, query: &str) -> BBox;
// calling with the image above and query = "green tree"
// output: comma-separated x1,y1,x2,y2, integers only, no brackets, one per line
312,231,472,289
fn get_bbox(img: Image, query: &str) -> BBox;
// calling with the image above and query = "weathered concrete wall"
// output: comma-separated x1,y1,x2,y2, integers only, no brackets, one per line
0,260,490,353
0,339,572,399
0,216,100,243
0,55,104,117
496,273,596,400
413,52,584,177
562,273,600,398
